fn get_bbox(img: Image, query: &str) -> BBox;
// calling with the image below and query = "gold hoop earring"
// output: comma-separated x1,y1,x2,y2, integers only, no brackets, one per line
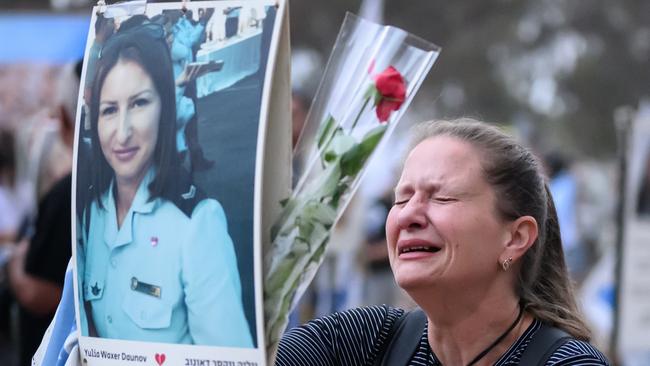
501,257,513,271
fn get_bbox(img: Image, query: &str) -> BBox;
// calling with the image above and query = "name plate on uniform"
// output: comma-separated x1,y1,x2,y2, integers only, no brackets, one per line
130,277,161,298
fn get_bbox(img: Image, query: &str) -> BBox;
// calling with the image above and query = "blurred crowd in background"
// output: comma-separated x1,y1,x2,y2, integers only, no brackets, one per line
1,0,649,365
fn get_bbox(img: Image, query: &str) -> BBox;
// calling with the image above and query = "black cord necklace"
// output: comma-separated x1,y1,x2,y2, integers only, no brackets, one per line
465,306,524,366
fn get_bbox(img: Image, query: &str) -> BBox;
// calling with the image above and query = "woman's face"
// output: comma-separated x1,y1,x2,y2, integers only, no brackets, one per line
386,136,512,291
97,58,161,188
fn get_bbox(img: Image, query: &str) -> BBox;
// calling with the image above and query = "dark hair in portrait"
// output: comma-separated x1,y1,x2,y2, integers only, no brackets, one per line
88,21,188,211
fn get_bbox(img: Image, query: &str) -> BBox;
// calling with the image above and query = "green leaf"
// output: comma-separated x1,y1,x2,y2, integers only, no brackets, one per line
316,115,337,150
278,215,300,237
322,129,356,164
323,150,338,162
340,124,387,177
314,163,342,198
297,216,315,242
265,252,299,292
302,200,337,226
271,197,299,240
330,181,349,208
309,237,328,267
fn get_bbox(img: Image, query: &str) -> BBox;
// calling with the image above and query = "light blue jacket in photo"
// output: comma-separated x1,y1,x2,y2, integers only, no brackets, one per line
77,171,252,347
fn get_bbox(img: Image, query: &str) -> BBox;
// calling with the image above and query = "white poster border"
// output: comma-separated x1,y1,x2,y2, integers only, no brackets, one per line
70,1,288,364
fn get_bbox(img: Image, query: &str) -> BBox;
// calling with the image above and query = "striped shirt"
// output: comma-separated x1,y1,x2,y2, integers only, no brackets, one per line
276,305,610,365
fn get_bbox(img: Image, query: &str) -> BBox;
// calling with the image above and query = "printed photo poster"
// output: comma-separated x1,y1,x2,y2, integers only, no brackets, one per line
71,1,291,365
619,102,650,352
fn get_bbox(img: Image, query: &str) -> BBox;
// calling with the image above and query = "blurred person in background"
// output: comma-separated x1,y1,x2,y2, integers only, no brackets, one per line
0,129,31,245
0,127,29,366
8,174,72,366
15,62,78,203
7,60,80,366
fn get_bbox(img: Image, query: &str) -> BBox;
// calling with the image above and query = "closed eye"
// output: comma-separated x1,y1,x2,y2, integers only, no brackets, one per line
394,198,410,206
434,197,456,203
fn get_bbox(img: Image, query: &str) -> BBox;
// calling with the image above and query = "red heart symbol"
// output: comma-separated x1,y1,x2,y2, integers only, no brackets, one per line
155,353,166,365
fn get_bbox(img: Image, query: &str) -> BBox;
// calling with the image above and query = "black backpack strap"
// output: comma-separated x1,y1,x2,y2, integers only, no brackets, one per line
519,323,572,366
373,308,427,366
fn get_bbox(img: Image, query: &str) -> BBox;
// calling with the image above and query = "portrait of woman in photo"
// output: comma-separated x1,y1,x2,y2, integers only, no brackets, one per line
76,20,253,347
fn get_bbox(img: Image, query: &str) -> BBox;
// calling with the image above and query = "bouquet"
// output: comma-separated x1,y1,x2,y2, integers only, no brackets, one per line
264,13,440,357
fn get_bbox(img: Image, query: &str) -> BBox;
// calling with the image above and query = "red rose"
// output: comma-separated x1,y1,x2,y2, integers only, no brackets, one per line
373,66,406,122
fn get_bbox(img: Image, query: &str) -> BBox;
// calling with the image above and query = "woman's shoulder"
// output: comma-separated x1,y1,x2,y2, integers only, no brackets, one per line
158,193,227,230
546,339,611,365
286,305,404,341
309,304,404,331
186,196,227,222
503,320,611,366
156,166,214,219
276,305,405,366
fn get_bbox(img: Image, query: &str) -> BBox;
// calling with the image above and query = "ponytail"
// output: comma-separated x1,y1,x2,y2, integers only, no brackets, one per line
519,183,591,341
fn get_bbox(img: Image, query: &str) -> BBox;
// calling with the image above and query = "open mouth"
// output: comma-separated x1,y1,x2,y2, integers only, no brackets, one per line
399,245,441,254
